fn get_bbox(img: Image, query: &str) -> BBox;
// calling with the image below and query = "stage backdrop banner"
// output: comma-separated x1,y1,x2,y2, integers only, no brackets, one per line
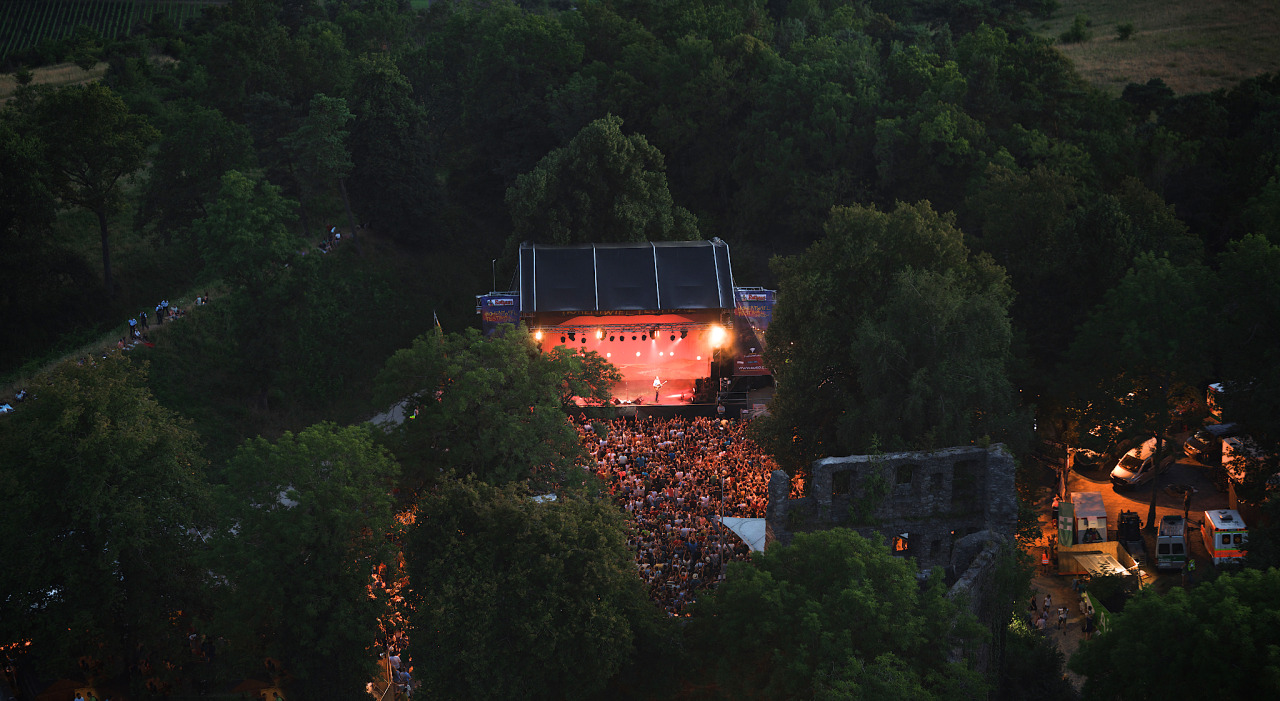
733,289,775,376
478,294,520,335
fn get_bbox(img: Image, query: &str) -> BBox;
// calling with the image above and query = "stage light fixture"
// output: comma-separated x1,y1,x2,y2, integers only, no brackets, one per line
635,351,641,357
696,355,702,360
641,334,647,341
606,352,612,358
632,335,638,341
670,334,676,341
568,331,576,341
651,327,659,338
709,324,727,347
560,336,566,344
581,337,586,343
680,328,688,339
609,335,615,342
535,330,543,341
659,352,664,356
595,329,604,340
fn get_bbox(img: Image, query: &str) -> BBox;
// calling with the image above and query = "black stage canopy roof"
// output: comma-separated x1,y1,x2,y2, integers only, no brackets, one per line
519,240,735,313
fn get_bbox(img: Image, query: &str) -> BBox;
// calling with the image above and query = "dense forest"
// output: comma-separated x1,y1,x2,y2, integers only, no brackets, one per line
3,0,1280,699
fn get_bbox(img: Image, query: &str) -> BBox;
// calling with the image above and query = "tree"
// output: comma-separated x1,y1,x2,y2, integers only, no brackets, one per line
1070,567,1280,698
346,53,439,247
1059,253,1213,465
505,115,699,247
755,201,1027,474
191,170,301,297
208,422,400,700
36,83,158,294
686,529,987,700
0,355,210,692
373,326,616,488
279,93,362,253
139,103,257,246
405,477,659,701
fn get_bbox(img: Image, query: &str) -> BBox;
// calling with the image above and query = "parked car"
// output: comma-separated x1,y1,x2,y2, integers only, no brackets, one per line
1184,423,1240,461
1111,437,1163,488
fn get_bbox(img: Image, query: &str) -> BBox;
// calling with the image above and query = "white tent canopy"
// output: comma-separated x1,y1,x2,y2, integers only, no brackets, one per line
719,516,767,552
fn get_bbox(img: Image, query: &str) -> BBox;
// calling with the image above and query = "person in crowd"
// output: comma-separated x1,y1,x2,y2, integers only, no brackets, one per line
575,415,800,616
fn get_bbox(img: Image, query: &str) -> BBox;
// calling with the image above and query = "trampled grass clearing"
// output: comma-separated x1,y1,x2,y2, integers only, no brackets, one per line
0,61,107,101
1035,0,1280,96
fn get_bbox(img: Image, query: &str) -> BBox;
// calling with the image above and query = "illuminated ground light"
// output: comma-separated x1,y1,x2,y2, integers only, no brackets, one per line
635,351,641,357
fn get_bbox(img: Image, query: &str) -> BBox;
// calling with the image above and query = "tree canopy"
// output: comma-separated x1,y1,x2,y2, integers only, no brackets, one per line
506,114,699,247
1070,567,1280,698
406,477,659,700
0,355,210,690
687,528,987,699
373,326,617,488
208,421,400,700
755,200,1028,473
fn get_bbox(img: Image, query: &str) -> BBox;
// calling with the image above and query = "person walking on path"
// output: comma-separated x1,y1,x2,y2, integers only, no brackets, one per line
1057,605,1068,630
1043,592,1052,615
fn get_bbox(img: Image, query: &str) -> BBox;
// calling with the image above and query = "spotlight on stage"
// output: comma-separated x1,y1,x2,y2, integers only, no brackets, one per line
609,335,616,342
568,331,576,342
669,333,676,341
595,329,604,340
680,328,688,339
535,329,544,341
632,335,638,341
641,334,647,341
709,324,727,347
560,336,566,344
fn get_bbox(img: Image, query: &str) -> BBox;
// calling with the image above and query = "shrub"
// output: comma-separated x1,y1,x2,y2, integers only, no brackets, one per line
1117,22,1135,41
1060,14,1092,44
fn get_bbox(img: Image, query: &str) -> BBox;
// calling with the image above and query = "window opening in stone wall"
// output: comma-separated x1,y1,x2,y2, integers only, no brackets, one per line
951,459,982,508
896,464,915,485
832,470,852,496
893,533,910,554
931,472,942,491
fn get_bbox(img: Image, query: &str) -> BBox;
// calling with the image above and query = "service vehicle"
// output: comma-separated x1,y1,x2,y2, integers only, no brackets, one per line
1111,437,1162,488
1202,509,1248,565
1184,422,1239,461
1155,515,1187,571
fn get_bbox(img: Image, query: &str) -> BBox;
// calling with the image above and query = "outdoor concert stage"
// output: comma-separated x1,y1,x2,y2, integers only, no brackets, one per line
479,240,773,406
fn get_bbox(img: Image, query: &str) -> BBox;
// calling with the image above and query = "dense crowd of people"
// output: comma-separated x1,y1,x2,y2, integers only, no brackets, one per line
576,415,802,615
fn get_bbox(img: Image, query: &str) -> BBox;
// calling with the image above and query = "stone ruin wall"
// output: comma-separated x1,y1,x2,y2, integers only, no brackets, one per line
765,444,1017,570
763,444,1020,672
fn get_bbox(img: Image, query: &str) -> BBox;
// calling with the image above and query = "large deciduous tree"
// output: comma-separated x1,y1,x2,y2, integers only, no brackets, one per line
279,93,362,253
0,355,210,691
374,326,617,488
36,83,158,294
755,200,1027,473
406,477,659,701
1070,567,1280,698
208,422,400,701
505,115,699,247
687,528,987,699
1059,253,1213,459
191,170,300,297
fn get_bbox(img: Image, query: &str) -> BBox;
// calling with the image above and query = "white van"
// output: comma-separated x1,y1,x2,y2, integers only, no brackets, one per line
1111,437,1159,488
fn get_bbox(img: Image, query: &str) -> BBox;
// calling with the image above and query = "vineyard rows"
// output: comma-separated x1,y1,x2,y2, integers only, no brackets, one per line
0,1,222,61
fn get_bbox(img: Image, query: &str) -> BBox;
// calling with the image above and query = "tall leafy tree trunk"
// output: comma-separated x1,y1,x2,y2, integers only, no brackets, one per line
280,94,363,256
95,207,114,293
338,177,362,255
35,84,157,297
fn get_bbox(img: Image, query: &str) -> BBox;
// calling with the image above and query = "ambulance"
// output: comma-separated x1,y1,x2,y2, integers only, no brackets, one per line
1202,509,1248,565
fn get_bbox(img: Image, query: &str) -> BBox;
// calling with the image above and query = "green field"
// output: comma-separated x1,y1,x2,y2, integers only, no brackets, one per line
0,1,223,61
1036,0,1280,95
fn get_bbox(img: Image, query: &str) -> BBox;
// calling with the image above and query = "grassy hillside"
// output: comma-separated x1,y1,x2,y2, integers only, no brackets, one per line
1035,0,1280,95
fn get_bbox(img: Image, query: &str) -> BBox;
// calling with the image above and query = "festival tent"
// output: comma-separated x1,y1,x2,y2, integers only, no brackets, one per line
719,516,767,552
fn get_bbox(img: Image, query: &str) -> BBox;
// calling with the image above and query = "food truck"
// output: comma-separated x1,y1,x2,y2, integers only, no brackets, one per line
1202,509,1248,565
1070,492,1108,544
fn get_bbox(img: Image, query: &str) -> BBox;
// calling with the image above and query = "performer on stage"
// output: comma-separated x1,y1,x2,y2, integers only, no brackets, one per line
653,376,665,403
